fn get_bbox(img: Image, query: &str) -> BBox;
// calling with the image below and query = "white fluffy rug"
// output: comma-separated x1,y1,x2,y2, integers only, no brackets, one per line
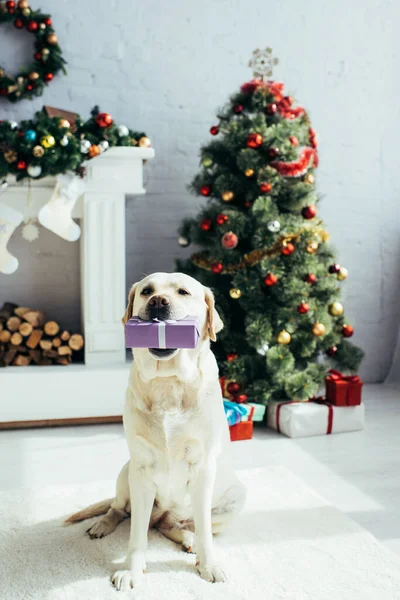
1,466,400,600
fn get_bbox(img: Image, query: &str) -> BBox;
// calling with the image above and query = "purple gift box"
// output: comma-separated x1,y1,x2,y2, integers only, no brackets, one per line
125,316,201,349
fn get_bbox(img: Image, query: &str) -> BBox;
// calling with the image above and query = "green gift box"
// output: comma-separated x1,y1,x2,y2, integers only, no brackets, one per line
248,402,266,422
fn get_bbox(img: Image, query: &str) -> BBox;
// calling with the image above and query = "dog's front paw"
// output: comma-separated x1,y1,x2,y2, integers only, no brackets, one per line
196,562,227,583
111,568,144,591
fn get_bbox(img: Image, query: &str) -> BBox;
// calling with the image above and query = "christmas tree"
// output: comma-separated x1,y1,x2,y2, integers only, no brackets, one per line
177,48,364,404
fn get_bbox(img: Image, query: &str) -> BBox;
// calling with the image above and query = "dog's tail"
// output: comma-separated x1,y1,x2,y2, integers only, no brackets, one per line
64,497,113,525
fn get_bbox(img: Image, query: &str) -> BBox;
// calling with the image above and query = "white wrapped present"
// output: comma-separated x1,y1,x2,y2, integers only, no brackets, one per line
268,400,365,438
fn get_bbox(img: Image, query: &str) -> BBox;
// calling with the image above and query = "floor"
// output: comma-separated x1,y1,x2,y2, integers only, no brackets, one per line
1,384,399,556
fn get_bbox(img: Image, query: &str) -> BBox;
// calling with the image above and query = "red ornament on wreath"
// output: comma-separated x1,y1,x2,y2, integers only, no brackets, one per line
327,346,338,357
95,112,113,128
44,17,52,26
342,324,354,338
298,302,310,314
246,133,263,148
211,262,224,274
221,231,238,250
265,103,277,114
233,104,243,114
200,218,212,231
282,242,295,256
200,185,211,197
6,1,15,11
27,21,38,32
259,182,272,193
210,125,219,135
289,136,299,146
302,205,317,219
268,147,280,158
236,394,248,404
305,273,317,284
227,353,238,362
264,273,278,287
227,381,240,394
14,17,23,28
329,263,341,274
216,213,228,225
17,160,26,170
44,73,54,82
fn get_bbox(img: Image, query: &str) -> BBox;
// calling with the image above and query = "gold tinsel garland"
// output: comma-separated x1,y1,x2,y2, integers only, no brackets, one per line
192,227,330,274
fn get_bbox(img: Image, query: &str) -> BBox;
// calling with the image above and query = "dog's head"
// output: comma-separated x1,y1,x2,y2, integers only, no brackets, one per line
122,272,223,361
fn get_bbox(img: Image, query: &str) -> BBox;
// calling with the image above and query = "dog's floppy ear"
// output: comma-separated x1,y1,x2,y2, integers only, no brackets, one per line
204,287,223,342
122,283,138,324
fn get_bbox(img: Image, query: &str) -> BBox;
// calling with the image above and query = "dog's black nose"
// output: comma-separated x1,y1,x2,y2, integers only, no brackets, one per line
147,295,171,320
148,295,170,309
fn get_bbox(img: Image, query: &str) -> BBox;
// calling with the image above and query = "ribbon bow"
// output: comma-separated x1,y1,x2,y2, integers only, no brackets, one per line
327,369,361,384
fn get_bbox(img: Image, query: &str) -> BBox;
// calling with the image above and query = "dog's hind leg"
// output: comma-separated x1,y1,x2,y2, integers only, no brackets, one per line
87,461,131,539
158,527,195,553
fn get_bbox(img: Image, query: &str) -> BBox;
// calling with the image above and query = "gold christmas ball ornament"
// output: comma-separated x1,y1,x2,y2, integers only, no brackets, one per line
138,136,151,147
17,76,24,84
4,150,17,163
229,288,242,300
40,135,55,149
277,330,291,345
329,302,344,317
304,173,315,184
32,145,45,157
22,7,31,16
306,241,318,254
41,48,50,57
201,156,213,168
28,71,39,81
222,191,234,202
244,168,254,177
59,119,71,129
17,0,29,8
337,267,348,281
47,33,58,45
312,322,326,337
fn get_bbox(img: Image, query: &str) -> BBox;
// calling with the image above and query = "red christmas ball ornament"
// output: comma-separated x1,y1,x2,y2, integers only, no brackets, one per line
221,231,238,250
6,1,15,10
44,17,52,26
246,133,263,149
265,103,277,114
216,213,228,225
95,112,113,128
17,160,27,170
27,21,38,32
211,262,223,274
282,242,295,256
0,88,8,96
327,346,338,357
298,302,310,314
264,272,278,287
233,104,243,114
44,73,54,82
244,200,252,208
289,136,299,146
227,381,241,394
26,84,33,91
305,273,317,284
309,127,318,148
259,182,272,193
34,51,41,60
236,394,248,404
200,185,211,197
342,324,354,338
268,147,280,158
227,353,238,362
200,218,212,231
210,125,219,136
17,131,24,137
285,95,293,106
329,263,341,274
302,204,317,220
14,17,23,28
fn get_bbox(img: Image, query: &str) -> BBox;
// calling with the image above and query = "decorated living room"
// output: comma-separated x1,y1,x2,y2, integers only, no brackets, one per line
1,1,399,598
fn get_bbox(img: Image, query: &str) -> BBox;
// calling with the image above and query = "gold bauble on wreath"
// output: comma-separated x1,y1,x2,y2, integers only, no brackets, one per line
58,119,71,128
32,145,45,157
22,8,31,16
244,168,254,177
40,135,55,149
222,191,234,202
277,330,291,345
329,302,344,316
229,288,242,299
28,71,39,81
312,322,326,337
47,33,58,45
304,173,315,184
337,267,348,281
17,0,29,8
4,150,17,163
138,136,151,147
306,241,318,254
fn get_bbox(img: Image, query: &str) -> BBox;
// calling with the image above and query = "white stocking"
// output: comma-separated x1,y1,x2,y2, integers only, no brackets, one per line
0,202,23,275
38,172,86,242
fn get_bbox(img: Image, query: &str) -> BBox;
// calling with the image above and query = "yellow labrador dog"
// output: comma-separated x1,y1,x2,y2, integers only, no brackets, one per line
66,272,246,591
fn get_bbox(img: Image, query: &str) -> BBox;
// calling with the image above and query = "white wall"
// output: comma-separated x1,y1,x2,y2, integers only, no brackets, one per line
1,0,399,381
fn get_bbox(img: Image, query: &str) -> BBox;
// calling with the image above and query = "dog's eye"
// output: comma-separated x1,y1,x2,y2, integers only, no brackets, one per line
178,289,190,296
141,287,153,296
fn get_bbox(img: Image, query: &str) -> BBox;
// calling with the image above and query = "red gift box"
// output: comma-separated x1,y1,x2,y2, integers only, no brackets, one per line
229,420,253,441
325,369,363,406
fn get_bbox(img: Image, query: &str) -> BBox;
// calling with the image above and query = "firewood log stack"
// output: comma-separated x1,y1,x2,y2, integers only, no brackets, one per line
0,302,84,367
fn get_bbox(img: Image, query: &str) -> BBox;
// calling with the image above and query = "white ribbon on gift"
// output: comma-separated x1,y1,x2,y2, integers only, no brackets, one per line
130,317,179,349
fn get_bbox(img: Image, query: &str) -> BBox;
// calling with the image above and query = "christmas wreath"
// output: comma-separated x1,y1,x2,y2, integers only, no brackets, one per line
0,106,151,180
0,0,66,102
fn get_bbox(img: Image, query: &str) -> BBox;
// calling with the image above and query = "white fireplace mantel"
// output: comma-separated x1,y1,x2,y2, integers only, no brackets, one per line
0,147,154,426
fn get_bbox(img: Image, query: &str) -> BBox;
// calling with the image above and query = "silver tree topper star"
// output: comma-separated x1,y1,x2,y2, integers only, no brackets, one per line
249,47,279,80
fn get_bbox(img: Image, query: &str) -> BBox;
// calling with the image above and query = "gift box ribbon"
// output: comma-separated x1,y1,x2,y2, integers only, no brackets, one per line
130,317,178,349
275,400,334,435
327,369,361,384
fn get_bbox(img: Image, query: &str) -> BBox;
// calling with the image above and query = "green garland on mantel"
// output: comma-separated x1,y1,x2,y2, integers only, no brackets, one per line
0,106,151,182
0,0,66,102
